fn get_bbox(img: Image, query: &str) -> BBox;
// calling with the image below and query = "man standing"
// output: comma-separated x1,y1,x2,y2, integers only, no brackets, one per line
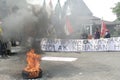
0,37,8,58
94,28,100,39
104,30,110,38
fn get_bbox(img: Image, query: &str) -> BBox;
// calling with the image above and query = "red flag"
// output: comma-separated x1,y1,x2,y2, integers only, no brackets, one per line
64,16,73,35
101,21,107,37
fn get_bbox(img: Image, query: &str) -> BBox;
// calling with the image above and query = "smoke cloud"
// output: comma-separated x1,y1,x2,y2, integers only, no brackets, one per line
1,0,42,41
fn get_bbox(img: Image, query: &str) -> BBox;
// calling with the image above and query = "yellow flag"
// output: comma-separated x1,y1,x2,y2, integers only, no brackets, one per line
0,27,3,33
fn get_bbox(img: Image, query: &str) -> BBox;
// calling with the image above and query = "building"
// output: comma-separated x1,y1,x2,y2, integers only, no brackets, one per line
59,0,120,38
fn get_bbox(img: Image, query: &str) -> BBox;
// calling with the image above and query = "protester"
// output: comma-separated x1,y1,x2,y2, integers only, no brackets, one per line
94,28,100,39
104,29,110,38
7,40,11,55
0,39,2,57
88,34,92,39
0,21,3,36
0,35,8,58
1,40,8,58
81,33,88,39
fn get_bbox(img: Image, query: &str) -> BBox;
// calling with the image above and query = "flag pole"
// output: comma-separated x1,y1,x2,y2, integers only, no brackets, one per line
101,17,108,38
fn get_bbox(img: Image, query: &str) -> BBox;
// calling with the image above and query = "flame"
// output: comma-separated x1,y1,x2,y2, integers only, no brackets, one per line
24,49,41,78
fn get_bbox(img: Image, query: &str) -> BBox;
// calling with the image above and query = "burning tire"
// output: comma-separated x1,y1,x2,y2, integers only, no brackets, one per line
22,49,42,79
22,69,42,79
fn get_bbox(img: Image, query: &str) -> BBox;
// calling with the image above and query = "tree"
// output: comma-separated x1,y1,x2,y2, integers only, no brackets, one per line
112,2,120,21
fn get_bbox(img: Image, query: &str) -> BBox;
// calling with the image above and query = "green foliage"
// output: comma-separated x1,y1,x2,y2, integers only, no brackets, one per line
112,2,120,20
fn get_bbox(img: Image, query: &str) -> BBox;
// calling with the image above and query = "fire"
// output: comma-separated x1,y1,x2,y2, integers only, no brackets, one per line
24,49,41,78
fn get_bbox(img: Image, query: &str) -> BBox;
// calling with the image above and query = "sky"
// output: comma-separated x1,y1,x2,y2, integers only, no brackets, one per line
83,0,120,21
26,0,120,21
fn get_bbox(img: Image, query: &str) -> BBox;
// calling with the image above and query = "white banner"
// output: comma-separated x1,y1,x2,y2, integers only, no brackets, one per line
41,37,120,52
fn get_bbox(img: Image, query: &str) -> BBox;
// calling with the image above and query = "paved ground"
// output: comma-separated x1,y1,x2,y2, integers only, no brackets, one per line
0,51,120,80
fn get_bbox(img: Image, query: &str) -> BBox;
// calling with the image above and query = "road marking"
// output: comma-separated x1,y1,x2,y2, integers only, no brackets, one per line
41,57,77,62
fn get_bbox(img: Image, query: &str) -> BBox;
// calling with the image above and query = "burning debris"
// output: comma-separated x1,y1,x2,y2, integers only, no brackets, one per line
22,49,42,79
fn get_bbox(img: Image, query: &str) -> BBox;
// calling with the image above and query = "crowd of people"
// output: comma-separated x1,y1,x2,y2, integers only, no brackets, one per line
94,28,111,39
0,21,12,58
0,37,12,58
81,28,111,39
